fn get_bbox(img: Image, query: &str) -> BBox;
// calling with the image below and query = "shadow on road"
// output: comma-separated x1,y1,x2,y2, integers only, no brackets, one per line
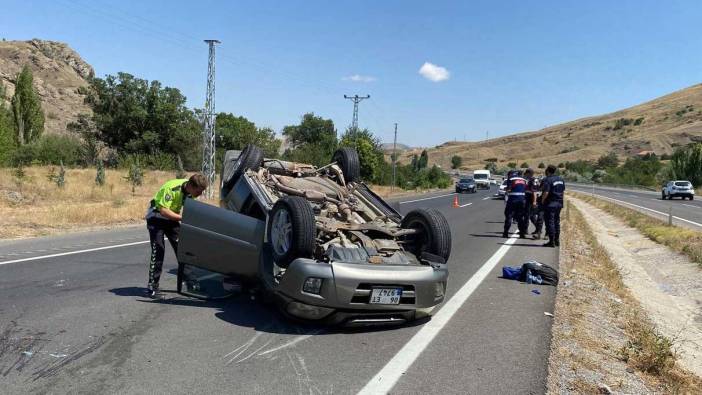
108,286,423,335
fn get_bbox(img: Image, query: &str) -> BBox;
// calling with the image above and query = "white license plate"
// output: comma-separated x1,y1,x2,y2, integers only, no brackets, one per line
370,288,402,304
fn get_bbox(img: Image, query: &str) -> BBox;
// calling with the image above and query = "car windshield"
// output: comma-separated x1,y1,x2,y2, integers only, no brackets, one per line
674,181,691,187
459,178,474,183
473,174,488,179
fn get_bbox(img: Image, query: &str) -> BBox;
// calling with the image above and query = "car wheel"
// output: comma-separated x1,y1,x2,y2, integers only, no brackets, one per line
690,196,694,201
332,148,361,184
401,209,452,262
222,144,264,192
267,196,316,268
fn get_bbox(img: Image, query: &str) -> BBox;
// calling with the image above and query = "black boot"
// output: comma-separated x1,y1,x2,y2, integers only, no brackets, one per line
543,240,555,248
502,232,509,238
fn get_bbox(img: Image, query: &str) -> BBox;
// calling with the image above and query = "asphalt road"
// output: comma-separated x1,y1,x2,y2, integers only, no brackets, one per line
0,188,559,394
569,184,702,230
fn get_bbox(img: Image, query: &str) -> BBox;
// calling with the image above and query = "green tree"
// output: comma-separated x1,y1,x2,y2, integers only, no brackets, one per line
339,127,384,181
282,113,337,166
216,112,280,157
11,66,45,145
95,160,105,186
451,155,462,169
537,162,545,169
507,162,517,168
484,161,497,173
520,162,529,168
418,150,429,169
596,152,619,169
0,84,16,164
83,73,201,168
669,143,702,187
67,114,101,166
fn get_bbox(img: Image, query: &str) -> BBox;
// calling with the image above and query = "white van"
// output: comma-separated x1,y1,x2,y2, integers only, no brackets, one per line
472,169,491,189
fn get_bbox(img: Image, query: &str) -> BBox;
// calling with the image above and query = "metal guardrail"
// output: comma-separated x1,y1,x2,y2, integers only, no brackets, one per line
569,181,658,193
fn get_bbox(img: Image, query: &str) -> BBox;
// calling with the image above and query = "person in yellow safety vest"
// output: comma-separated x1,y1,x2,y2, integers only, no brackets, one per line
146,174,208,298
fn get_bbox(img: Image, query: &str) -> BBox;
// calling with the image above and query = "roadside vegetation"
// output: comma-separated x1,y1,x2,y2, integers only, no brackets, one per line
571,192,702,267
547,201,701,393
0,67,450,192
559,143,702,190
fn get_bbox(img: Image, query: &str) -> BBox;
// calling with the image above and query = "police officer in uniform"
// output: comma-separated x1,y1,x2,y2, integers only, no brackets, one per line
541,165,565,247
524,168,544,239
146,174,208,298
502,170,528,238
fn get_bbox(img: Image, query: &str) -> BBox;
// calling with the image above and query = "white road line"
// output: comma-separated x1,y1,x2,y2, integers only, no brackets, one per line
482,197,491,200
586,195,702,228
458,202,473,208
357,233,520,395
682,204,698,208
398,193,456,205
0,241,150,266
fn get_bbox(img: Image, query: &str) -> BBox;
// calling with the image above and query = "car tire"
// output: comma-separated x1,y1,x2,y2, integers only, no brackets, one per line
267,196,316,268
332,147,360,184
690,196,694,201
401,208,452,262
222,144,264,192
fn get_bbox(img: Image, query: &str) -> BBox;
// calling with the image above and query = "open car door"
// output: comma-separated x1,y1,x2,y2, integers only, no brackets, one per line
177,198,265,298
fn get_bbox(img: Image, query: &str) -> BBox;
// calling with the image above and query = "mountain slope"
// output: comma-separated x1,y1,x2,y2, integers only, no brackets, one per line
0,39,93,135
408,84,702,170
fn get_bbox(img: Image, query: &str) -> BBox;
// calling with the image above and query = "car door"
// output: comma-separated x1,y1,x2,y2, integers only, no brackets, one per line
177,198,265,279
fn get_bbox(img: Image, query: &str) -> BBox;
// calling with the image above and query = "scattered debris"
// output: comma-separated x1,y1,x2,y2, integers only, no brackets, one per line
531,289,541,295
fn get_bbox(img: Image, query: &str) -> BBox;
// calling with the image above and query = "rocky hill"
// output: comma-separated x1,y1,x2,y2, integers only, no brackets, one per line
407,84,702,170
0,39,93,135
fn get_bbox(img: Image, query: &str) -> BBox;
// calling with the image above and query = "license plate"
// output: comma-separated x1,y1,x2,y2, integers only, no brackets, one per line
370,288,402,304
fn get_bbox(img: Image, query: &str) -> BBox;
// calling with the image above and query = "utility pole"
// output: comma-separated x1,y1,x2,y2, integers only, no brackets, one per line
485,130,489,142
343,94,370,130
201,39,220,199
392,123,398,191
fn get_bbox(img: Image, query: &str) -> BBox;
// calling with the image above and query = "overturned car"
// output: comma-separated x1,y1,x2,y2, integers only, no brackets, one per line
176,145,451,326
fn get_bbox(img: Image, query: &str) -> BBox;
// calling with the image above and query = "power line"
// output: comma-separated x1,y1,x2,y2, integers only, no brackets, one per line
202,39,220,199
392,122,398,191
343,94,370,130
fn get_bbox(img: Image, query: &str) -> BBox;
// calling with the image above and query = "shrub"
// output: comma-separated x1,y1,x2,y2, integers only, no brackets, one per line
11,135,82,166
96,161,106,186
520,162,529,168
507,162,517,168
451,155,462,169
538,162,545,168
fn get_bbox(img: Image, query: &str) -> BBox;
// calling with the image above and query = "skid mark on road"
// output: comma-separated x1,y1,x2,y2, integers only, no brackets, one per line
223,326,323,366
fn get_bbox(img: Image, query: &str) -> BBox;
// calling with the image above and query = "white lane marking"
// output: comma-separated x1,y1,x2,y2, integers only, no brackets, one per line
651,198,661,201
482,197,491,200
0,241,150,266
357,233,520,395
458,202,473,208
682,204,698,208
586,195,702,228
398,193,456,205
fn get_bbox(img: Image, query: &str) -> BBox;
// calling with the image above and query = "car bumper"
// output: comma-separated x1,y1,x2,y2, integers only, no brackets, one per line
670,192,694,197
275,258,448,325
456,187,476,192
475,182,490,189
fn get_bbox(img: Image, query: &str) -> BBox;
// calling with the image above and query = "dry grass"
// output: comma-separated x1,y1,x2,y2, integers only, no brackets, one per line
0,166,433,239
552,200,702,393
0,166,200,239
572,191,702,266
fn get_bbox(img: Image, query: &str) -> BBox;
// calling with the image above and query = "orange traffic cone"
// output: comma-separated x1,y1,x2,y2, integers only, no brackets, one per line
452,195,459,208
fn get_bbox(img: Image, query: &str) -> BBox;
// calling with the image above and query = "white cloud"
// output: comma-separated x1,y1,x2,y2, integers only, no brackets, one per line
342,74,377,82
418,62,450,82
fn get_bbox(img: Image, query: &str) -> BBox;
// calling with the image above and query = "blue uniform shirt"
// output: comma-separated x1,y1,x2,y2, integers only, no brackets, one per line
507,176,528,202
543,175,565,208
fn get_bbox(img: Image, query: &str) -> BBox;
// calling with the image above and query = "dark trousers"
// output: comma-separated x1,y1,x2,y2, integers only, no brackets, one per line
147,217,180,288
544,206,562,242
504,200,528,236
529,203,544,234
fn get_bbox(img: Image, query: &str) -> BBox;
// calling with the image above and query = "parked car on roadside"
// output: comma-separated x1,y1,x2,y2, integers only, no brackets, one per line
176,145,451,326
662,180,695,200
455,177,477,193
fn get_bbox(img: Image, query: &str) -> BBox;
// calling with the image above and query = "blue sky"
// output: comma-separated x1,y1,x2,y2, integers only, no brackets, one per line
3,0,702,146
